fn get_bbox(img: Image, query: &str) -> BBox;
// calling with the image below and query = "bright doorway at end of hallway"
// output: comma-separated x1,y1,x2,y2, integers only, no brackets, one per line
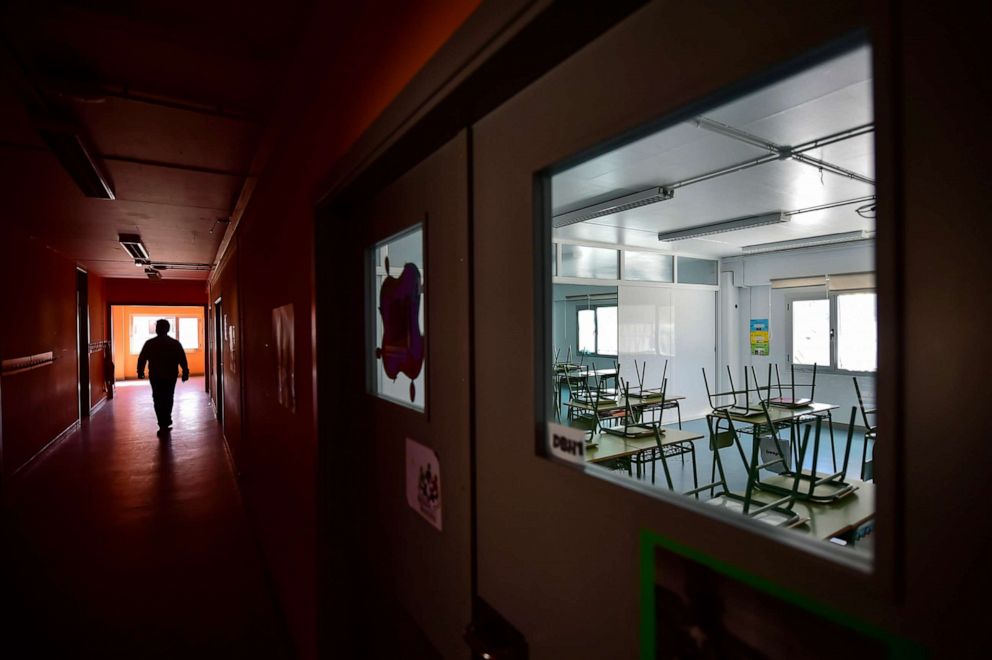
111,305,206,381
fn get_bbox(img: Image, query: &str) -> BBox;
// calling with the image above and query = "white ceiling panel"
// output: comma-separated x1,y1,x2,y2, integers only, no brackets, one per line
552,45,875,258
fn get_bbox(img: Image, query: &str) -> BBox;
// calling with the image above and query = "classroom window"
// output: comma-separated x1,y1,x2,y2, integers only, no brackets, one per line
676,256,718,285
837,293,877,372
790,293,877,372
576,305,618,356
560,245,619,279
624,251,674,282
178,317,200,349
792,299,831,366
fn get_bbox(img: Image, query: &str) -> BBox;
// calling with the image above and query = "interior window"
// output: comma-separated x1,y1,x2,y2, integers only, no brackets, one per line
370,226,426,411
544,42,878,562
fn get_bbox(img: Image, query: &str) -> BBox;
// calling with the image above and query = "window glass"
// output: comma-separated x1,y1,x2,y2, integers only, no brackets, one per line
545,42,877,564
837,293,877,371
371,226,426,411
792,299,830,366
596,306,618,355
130,315,175,354
178,317,200,349
624,251,674,282
676,256,718,285
560,244,619,279
577,309,596,354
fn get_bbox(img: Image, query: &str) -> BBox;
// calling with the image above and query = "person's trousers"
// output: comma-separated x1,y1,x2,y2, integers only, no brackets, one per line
150,378,178,429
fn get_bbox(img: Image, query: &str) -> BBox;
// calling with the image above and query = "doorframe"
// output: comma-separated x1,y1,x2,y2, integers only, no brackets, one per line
76,267,90,419
213,297,224,424
108,303,207,383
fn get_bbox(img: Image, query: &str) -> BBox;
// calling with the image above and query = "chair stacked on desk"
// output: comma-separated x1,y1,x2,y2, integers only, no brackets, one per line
853,377,877,481
692,365,860,527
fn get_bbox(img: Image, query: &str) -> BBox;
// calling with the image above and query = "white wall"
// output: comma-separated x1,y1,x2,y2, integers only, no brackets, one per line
720,242,877,429
553,281,717,419
617,284,715,420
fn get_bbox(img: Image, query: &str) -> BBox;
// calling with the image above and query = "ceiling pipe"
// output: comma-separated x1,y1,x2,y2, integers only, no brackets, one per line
693,116,875,185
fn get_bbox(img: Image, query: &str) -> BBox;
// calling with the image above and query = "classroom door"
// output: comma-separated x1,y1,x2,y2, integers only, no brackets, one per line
321,131,472,657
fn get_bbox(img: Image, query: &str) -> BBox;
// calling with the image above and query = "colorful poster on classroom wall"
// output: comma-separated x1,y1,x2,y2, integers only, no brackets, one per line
750,319,769,356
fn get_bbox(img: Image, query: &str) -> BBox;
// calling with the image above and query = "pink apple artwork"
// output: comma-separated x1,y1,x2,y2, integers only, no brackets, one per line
375,257,425,402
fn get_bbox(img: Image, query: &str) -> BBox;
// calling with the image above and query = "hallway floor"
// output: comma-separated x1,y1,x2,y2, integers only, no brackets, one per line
1,378,289,658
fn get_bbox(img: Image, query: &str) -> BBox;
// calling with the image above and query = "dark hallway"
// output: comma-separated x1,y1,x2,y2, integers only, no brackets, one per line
2,1,990,658
1,378,288,658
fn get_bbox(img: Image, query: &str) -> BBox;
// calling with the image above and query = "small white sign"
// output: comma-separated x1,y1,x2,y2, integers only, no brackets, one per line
547,423,587,465
406,437,442,531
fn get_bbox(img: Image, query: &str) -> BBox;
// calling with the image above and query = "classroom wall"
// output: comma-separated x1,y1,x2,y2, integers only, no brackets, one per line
111,305,206,380
720,241,876,425
554,281,717,419
0,225,79,477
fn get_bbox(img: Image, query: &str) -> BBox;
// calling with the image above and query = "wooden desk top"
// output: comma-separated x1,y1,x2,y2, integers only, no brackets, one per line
585,428,704,464
568,394,686,414
711,401,838,425
750,476,875,540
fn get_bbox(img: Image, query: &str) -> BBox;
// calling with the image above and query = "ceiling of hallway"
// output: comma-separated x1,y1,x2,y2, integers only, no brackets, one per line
0,0,314,279
552,45,875,258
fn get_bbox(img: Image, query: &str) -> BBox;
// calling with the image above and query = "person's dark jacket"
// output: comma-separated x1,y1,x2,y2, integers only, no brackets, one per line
137,335,190,381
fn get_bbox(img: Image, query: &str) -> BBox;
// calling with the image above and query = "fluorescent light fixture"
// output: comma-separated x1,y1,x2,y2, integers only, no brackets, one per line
657,212,788,241
741,230,875,255
34,119,115,199
119,234,150,264
553,187,674,228
149,262,213,272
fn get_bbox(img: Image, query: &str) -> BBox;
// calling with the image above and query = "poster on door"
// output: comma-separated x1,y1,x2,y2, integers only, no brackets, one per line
405,437,442,531
749,319,769,356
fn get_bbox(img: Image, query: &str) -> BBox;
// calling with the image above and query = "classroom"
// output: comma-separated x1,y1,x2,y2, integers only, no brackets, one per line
550,44,877,556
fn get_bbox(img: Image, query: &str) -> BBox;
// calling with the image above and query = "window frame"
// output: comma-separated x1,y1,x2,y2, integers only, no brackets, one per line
786,289,877,376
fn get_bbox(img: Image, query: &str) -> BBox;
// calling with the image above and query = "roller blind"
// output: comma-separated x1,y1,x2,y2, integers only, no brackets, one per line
770,271,874,291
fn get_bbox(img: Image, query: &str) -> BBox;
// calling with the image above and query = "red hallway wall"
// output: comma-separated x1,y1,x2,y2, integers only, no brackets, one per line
209,1,480,657
103,277,207,307
0,227,79,477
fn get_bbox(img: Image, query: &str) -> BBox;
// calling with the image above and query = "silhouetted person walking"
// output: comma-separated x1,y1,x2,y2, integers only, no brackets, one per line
137,319,190,432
